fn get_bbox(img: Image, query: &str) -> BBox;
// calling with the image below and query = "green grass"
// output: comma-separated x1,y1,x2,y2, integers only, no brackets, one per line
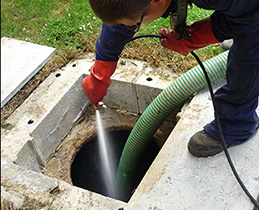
1,0,102,45
1,1,221,62
139,5,220,54
254,195,259,210
141,5,214,34
1,0,102,60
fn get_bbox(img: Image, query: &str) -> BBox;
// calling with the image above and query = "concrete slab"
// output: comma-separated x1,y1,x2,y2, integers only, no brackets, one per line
105,60,178,114
1,54,168,170
134,73,179,116
1,156,125,209
2,54,258,209
1,37,56,108
1,57,93,170
104,60,144,113
128,81,259,210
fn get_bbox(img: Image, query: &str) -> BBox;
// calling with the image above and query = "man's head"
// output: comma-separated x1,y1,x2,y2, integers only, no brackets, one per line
89,0,172,26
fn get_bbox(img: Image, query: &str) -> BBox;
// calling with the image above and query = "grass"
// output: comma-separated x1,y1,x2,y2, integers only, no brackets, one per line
255,195,259,210
1,1,221,63
136,5,220,53
1,0,102,58
2,4,258,209
1,1,224,121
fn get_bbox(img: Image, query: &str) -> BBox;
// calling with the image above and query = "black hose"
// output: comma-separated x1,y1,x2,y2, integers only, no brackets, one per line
129,34,259,208
129,34,166,41
191,51,259,209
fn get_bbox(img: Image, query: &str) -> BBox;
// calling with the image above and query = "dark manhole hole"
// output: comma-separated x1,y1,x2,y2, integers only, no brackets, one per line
71,130,159,202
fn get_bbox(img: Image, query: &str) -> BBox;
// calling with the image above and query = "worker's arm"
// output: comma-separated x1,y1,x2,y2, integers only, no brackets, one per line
159,17,219,56
160,0,259,56
82,23,135,105
95,23,135,61
82,60,117,105
82,0,178,105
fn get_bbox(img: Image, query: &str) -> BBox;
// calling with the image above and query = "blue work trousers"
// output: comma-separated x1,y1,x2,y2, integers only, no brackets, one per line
204,31,259,144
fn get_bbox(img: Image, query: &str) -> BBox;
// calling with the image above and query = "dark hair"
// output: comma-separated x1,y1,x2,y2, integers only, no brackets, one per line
89,0,151,25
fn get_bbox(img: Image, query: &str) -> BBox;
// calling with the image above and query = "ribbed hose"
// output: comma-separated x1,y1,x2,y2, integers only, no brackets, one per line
116,51,229,197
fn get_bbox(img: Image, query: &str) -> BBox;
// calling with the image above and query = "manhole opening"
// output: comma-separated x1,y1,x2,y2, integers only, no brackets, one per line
71,129,159,202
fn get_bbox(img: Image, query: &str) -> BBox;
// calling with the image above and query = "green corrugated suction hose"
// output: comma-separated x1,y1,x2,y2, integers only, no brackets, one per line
116,50,229,198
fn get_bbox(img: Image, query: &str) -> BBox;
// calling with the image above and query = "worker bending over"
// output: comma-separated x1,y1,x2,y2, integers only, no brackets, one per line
82,0,259,157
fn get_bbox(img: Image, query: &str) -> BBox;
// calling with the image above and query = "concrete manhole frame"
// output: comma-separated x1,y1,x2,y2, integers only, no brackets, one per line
1,53,180,209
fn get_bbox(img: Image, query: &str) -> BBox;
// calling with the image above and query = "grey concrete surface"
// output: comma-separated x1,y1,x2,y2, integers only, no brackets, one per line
1,54,174,172
1,156,125,209
1,57,93,171
1,37,56,108
30,75,88,162
1,52,258,209
127,81,259,210
134,73,174,114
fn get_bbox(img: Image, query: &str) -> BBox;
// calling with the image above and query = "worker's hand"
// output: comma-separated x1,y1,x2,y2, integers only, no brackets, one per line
159,17,219,56
82,60,117,105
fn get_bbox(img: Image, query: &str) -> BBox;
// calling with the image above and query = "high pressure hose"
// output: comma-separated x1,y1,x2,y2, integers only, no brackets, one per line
116,34,259,208
191,51,259,208
116,33,228,198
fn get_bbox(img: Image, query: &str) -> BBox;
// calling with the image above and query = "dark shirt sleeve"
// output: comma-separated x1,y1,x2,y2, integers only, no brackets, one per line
191,0,259,41
95,24,135,61
95,1,177,62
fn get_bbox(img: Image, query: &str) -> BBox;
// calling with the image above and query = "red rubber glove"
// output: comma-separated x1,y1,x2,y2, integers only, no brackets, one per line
159,17,219,56
82,60,117,105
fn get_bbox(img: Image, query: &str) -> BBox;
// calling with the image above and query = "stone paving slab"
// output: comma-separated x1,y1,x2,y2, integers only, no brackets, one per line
1,37,56,108
1,54,258,209
1,156,125,209
2,55,171,172
1,57,93,171
127,81,259,210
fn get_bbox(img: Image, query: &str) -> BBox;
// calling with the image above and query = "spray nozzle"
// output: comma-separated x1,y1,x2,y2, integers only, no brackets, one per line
94,101,107,110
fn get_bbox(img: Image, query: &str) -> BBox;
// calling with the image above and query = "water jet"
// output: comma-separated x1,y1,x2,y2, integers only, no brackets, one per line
2,53,257,209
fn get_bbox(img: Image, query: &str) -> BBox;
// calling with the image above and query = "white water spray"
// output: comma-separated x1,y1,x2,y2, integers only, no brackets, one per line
96,109,117,198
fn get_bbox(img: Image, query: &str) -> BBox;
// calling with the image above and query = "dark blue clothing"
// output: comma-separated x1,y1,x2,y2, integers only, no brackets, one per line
204,30,259,144
96,24,135,61
94,0,259,144
192,0,259,144
95,0,177,61
204,29,259,144
193,0,259,41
